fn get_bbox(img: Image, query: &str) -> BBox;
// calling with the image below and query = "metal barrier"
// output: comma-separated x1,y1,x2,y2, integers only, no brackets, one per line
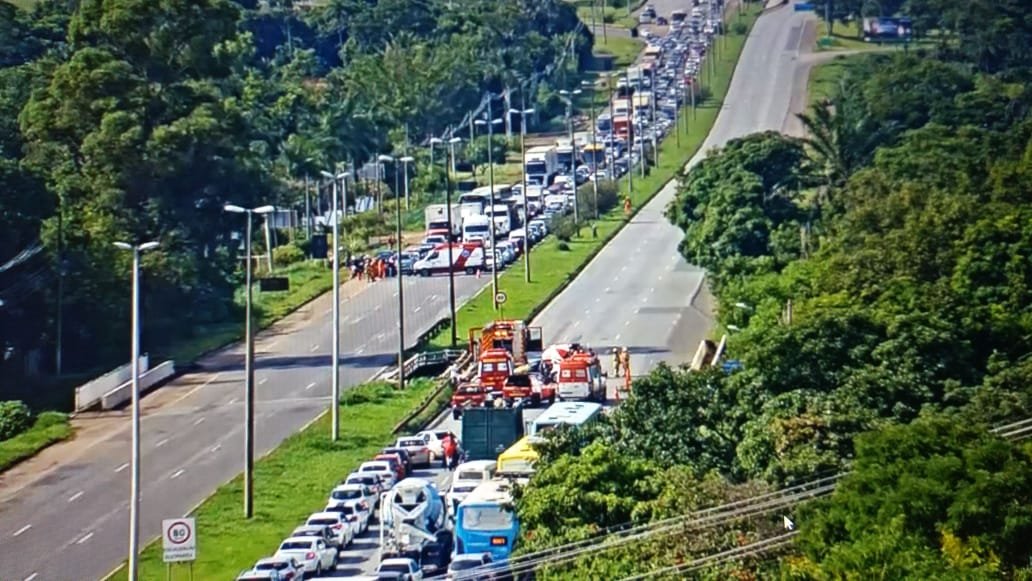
391,351,473,434
74,354,150,412
381,349,466,383
99,360,176,410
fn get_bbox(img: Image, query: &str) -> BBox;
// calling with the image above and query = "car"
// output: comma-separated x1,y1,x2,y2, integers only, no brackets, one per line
374,452,408,480
446,460,498,514
274,537,337,578
417,430,459,462
397,251,419,275
345,472,389,498
394,436,433,467
235,570,284,581
358,461,398,489
250,557,304,581
328,483,378,512
305,511,355,548
447,553,498,580
322,501,368,536
423,234,448,246
376,557,423,581
290,524,341,551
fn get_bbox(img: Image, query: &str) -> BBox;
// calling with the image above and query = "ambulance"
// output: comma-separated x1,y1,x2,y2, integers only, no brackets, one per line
412,243,485,276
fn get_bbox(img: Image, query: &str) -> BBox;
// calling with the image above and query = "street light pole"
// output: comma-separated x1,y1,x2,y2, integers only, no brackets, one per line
582,80,600,220
224,203,274,518
321,169,345,433
475,100,503,310
379,155,406,389
400,156,414,209
114,239,159,581
511,96,535,283
446,137,462,347
559,88,582,224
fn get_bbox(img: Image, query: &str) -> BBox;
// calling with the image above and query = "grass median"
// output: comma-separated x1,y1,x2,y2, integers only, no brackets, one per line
429,5,761,346
0,412,72,472
113,379,436,580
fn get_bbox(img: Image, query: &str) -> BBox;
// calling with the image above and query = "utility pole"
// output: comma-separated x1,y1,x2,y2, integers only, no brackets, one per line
475,98,502,310
445,138,462,346
512,93,535,283
582,80,601,220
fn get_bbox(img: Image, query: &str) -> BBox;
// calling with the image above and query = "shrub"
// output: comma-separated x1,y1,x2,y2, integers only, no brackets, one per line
557,241,571,251
273,244,305,266
552,215,579,242
0,401,32,441
733,21,749,35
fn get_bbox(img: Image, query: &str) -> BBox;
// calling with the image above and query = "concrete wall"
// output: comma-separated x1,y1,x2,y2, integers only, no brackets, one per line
99,361,176,410
74,354,150,412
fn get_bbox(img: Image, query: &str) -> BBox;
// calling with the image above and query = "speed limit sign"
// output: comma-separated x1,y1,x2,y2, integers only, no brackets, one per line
162,518,196,562
495,291,508,305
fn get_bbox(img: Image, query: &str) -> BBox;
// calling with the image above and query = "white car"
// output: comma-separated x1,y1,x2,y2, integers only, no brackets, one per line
344,472,388,497
358,461,397,489
249,556,304,581
328,483,377,511
395,436,433,467
417,430,458,460
274,537,337,577
305,511,354,548
446,460,498,514
327,498,371,533
377,557,424,580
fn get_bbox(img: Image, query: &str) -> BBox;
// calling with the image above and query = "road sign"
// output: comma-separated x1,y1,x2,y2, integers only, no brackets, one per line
495,291,508,305
162,518,196,563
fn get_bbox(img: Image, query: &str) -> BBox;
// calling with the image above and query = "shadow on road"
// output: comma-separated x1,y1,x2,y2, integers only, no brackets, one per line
199,352,395,373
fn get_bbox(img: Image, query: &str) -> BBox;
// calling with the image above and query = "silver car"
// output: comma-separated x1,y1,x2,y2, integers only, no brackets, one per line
395,436,432,467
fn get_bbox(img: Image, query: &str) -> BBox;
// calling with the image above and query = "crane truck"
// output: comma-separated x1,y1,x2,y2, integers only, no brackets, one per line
379,477,453,575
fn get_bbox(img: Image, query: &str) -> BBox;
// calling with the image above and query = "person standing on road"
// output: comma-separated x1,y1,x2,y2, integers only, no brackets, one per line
621,347,632,390
442,435,457,470
611,347,622,377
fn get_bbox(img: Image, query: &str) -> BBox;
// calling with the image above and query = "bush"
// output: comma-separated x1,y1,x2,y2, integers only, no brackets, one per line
577,180,620,218
273,244,305,266
552,215,579,242
732,21,749,35
557,241,571,251
0,401,32,441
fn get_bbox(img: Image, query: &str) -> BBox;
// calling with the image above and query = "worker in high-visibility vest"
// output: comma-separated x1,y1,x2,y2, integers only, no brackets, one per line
623,197,632,216
611,347,622,378
620,347,632,389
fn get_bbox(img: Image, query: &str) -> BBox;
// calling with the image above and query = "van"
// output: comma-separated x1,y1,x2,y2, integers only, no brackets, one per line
412,243,485,276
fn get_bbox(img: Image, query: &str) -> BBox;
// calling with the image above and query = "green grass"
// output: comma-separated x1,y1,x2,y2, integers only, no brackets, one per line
430,6,762,349
806,54,858,106
0,412,73,472
161,261,335,364
594,36,646,68
111,380,436,581
814,19,932,52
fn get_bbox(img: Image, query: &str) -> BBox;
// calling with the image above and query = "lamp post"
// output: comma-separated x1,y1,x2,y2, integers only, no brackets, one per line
113,239,159,581
379,154,406,389
474,103,504,310
608,72,619,183
399,156,415,209
559,89,582,225
446,137,462,346
223,203,275,518
320,168,347,434
429,137,443,171
581,80,601,220
509,99,535,283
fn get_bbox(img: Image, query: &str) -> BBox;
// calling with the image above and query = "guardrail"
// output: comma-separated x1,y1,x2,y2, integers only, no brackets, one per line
391,351,473,434
381,349,466,383
74,354,150,412
99,361,176,410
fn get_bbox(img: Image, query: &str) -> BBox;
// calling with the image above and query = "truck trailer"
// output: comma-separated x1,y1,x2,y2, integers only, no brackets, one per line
424,203,461,239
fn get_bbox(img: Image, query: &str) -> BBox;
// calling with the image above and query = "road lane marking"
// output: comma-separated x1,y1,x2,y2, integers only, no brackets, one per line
68,491,84,503
169,373,222,407
604,287,611,292
650,287,656,293
595,297,601,303
357,347,366,355
375,305,382,311
310,344,320,352
305,382,316,391
13,524,31,537
428,294,438,301
228,398,237,404
171,469,185,480
23,573,38,581
625,320,631,326
115,462,129,473
156,438,169,448
76,532,94,544
193,417,205,426
621,265,627,271
258,377,268,385
615,334,621,341
414,306,421,312
211,444,222,453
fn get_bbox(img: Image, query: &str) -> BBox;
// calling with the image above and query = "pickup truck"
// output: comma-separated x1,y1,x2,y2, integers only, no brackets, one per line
451,383,489,419
502,372,554,407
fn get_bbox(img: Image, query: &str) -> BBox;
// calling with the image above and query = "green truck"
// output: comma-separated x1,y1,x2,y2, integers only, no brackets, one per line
461,406,525,460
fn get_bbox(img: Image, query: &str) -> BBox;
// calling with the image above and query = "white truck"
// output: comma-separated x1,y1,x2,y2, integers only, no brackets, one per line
424,203,461,239
379,478,452,576
462,214,492,246
412,243,485,276
554,138,577,174
524,145,559,186
484,204,512,237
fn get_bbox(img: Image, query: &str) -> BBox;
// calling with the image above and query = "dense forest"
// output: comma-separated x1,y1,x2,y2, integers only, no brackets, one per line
514,0,1032,577
0,0,589,390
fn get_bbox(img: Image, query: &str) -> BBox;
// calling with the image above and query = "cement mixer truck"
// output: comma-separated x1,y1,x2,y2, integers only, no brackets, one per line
379,477,454,575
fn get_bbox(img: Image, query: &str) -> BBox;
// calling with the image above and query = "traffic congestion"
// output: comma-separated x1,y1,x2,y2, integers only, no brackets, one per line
234,3,724,579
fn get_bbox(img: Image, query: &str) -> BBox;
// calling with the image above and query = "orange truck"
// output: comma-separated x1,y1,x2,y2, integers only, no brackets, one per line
502,372,556,407
451,382,489,419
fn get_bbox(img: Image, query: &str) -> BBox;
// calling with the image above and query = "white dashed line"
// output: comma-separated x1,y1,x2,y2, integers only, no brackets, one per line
414,306,421,313
193,417,205,426
171,469,185,480
375,305,382,311
309,344,320,352
13,524,31,537
76,532,94,544
621,265,627,271
23,573,38,581
211,444,222,453
258,377,268,385
305,382,316,391
625,320,631,326
114,463,129,473
615,334,621,341
68,491,84,503
604,287,611,292
650,287,656,293
156,438,169,448
357,347,366,355
228,398,237,404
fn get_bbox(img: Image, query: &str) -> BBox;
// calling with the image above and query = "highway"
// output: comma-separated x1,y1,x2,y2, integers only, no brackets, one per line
0,273,491,581
323,2,817,577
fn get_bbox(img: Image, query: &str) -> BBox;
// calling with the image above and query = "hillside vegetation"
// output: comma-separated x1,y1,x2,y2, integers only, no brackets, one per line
514,0,1032,577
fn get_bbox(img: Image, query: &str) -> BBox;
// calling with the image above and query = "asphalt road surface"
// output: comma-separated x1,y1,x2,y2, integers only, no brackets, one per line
319,3,816,577
0,273,491,581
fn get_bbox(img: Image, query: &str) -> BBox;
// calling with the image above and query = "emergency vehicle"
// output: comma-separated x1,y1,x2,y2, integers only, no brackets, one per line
412,242,484,276
502,372,555,407
451,382,489,419
542,344,606,402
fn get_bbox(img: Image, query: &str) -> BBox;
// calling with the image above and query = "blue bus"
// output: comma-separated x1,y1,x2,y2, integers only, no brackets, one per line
528,401,603,436
453,479,519,561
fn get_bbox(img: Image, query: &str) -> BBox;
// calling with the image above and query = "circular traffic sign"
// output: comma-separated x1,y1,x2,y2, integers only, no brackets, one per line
166,520,193,545
495,291,508,305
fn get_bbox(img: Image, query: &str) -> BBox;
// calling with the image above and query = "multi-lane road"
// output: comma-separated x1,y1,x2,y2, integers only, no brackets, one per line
314,3,818,577
0,3,814,579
